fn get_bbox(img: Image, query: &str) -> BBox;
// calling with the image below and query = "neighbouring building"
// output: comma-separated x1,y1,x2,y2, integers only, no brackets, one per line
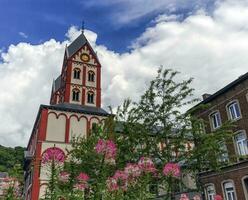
23,31,110,200
190,73,248,200
0,172,20,197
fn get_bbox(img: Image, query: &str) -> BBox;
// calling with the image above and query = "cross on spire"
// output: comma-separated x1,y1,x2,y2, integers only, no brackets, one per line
81,21,85,33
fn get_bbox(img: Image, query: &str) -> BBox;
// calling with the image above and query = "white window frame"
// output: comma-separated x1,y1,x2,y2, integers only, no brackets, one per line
242,176,248,200
209,111,222,130
234,131,248,156
205,184,216,200
226,100,241,120
222,180,237,200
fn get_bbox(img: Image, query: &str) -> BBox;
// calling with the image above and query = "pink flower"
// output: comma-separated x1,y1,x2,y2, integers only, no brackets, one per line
77,172,90,182
74,183,87,191
214,195,223,200
107,170,128,191
42,147,65,164
95,139,105,153
124,163,142,178
59,171,70,183
95,139,117,160
105,140,117,159
163,163,180,177
138,157,157,173
180,193,189,200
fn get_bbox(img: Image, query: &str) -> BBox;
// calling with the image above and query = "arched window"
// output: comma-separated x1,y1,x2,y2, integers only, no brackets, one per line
205,184,216,200
88,71,95,82
87,92,94,104
73,68,81,79
209,111,222,130
72,90,80,101
223,181,236,200
234,131,248,156
227,100,241,120
42,147,65,164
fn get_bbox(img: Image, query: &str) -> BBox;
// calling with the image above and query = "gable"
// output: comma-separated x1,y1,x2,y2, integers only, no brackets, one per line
66,33,101,66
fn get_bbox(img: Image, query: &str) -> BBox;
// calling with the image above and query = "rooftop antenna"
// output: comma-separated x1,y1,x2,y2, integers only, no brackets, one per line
81,21,85,33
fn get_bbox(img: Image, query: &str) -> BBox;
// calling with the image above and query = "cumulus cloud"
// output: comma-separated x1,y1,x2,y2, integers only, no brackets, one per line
1,0,248,147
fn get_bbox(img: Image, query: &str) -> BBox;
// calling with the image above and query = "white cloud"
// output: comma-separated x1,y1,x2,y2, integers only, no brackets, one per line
86,0,216,24
18,32,28,39
1,0,248,147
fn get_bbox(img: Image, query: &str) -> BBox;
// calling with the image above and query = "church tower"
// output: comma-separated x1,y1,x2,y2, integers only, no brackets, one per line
23,31,109,200
50,32,101,108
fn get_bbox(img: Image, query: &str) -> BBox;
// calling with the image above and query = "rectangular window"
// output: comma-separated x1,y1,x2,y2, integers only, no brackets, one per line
228,102,241,120
235,132,248,156
210,112,221,129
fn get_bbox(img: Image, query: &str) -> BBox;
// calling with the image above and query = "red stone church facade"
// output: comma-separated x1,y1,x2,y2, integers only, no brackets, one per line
23,32,109,200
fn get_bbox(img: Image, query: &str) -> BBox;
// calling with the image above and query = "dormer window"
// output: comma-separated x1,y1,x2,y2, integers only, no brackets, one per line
73,68,80,79
88,71,95,82
72,89,80,101
87,91,94,104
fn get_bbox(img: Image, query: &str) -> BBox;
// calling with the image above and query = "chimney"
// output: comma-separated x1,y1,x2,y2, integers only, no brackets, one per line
202,93,211,100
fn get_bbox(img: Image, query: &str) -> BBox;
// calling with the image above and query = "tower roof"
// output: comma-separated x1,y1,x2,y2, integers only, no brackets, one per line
66,33,87,58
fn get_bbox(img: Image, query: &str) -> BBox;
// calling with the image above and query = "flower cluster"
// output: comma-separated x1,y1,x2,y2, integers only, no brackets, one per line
163,163,180,178
58,171,70,183
124,163,142,179
138,157,157,174
107,170,128,191
59,171,90,191
107,157,158,192
95,139,117,160
214,195,223,200
42,147,65,164
73,172,90,190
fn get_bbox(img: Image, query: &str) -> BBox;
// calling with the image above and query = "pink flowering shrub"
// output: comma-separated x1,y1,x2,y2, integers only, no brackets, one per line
42,147,65,164
163,163,180,177
95,139,117,160
138,157,157,173
214,195,223,200
58,171,70,183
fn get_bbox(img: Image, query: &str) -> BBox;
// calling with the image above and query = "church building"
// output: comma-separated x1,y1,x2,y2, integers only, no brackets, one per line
23,31,110,200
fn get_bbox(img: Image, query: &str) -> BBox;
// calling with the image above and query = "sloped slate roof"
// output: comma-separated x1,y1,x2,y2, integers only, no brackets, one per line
42,103,110,116
54,75,61,91
189,72,248,111
67,33,87,58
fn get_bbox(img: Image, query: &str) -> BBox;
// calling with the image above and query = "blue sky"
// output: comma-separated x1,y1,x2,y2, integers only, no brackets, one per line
0,0,216,53
3,0,248,147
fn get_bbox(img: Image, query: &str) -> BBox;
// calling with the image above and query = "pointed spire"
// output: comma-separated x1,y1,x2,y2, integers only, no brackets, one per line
52,78,55,92
81,21,85,34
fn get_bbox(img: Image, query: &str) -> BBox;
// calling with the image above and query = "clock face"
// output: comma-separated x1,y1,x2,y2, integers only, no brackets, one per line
80,53,90,62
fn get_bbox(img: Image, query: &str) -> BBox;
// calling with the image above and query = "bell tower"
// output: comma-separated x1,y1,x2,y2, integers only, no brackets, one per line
50,32,101,108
